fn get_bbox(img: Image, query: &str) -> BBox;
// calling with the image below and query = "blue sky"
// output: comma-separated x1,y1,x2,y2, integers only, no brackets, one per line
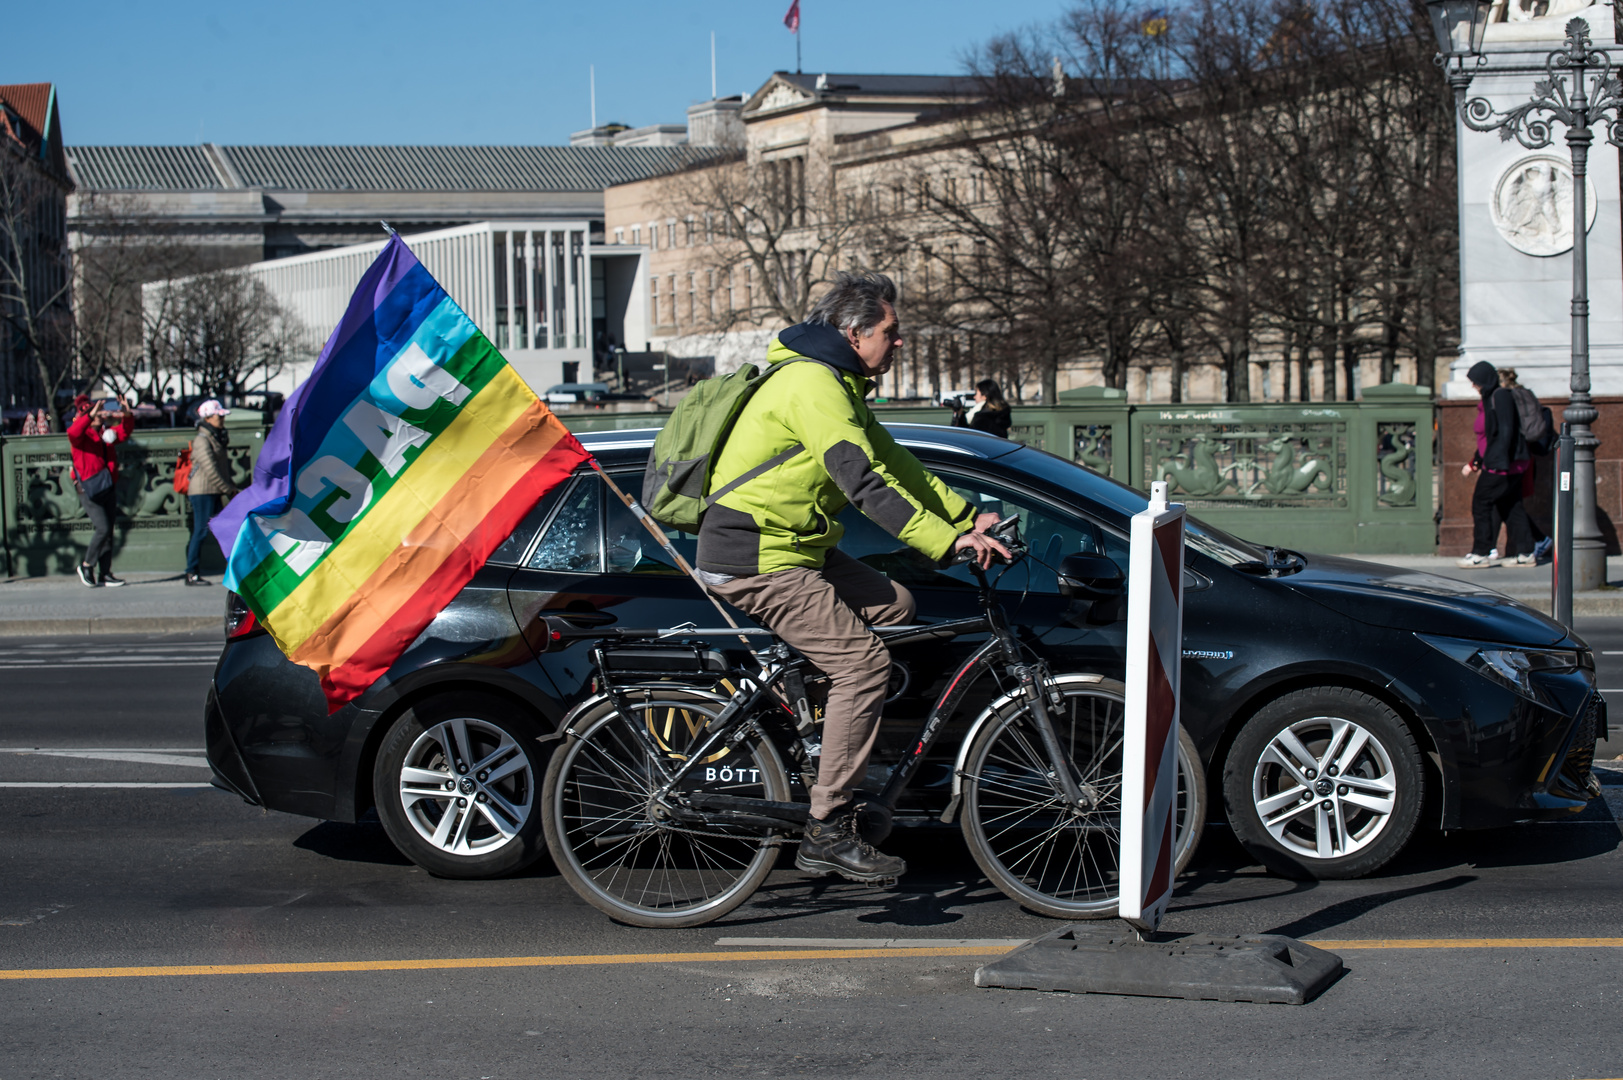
19,0,1072,147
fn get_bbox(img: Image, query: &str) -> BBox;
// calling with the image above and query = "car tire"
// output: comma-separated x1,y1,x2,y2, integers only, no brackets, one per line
373,692,549,879
1223,687,1424,880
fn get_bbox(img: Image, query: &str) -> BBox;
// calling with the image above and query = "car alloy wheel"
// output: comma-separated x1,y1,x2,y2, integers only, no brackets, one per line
398,717,531,856
1224,687,1424,880
1251,716,1396,860
373,693,550,879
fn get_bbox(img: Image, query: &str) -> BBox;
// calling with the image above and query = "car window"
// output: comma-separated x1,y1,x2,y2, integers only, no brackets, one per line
487,487,568,566
836,474,1127,593
526,471,694,576
527,477,602,572
603,471,694,575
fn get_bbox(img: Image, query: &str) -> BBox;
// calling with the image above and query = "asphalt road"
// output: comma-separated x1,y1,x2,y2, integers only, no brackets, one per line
2,630,1621,1080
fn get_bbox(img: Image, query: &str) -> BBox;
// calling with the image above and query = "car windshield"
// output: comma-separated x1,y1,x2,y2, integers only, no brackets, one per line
1003,444,1269,566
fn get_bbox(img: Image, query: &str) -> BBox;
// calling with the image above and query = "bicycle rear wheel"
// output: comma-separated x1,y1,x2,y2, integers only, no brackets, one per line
959,676,1205,919
542,692,790,928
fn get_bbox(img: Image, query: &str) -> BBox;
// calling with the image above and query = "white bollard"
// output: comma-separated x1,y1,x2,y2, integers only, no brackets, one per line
1120,480,1186,934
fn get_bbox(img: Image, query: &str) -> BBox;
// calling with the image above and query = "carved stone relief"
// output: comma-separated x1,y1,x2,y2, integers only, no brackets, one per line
1491,154,1598,257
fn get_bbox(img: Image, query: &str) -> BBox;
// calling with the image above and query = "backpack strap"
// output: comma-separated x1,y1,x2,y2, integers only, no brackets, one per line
702,356,850,507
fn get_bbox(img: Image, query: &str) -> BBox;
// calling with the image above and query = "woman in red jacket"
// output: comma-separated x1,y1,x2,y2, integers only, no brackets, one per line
65,395,133,587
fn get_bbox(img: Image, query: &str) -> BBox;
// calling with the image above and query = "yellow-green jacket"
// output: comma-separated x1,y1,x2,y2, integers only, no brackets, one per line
695,324,977,576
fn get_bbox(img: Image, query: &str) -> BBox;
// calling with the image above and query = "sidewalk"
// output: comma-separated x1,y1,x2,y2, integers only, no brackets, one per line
2,553,1621,637
1360,554,1623,617
0,572,225,636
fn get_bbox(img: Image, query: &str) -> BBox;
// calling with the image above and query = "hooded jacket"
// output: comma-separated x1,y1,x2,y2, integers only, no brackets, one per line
695,322,978,576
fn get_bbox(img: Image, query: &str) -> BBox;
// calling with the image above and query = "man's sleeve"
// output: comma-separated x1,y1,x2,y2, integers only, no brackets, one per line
868,422,977,532
781,366,971,561
66,414,90,442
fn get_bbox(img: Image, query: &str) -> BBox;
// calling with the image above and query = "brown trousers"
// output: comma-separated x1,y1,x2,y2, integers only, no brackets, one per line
707,549,915,820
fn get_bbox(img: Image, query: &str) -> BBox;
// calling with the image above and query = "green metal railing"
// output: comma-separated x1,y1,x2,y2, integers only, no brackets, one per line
0,385,1434,576
565,383,1435,556
1,418,266,577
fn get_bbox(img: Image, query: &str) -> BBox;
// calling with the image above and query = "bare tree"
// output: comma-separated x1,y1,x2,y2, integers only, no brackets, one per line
69,192,200,404
0,140,72,410
643,140,876,349
147,271,306,401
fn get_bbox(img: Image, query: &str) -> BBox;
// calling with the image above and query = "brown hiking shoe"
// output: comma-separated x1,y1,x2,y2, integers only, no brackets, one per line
795,809,906,884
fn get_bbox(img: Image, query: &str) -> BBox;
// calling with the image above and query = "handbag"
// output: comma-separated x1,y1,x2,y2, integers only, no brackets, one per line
73,460,115,500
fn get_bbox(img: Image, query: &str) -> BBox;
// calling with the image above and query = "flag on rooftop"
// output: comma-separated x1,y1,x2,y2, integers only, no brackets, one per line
211,234,588,712
784,0,801,33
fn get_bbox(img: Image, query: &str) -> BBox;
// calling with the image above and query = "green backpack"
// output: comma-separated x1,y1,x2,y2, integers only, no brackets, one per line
641,358,829,533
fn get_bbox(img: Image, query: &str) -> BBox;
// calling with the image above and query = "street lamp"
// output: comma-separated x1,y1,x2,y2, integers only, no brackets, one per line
1427,1,1614,615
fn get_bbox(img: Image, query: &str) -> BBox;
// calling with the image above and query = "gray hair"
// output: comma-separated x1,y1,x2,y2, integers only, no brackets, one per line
806,271,898,336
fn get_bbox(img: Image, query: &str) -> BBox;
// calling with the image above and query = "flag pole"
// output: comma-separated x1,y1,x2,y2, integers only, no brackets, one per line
587,458,750,636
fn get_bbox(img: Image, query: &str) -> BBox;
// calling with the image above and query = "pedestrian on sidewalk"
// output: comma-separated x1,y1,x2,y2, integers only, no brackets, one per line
185,400,239,586
65,395,133,587
1497,369,1556,563
949,379,1013,438
1457,361,1534,569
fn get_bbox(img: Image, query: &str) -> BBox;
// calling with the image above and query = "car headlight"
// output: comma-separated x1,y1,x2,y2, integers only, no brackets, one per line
1419,634,1584,700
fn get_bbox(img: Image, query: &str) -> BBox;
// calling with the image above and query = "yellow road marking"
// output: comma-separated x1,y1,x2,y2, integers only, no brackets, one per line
0,946,1004,981
4,937,1619,982
1309,938,1623,950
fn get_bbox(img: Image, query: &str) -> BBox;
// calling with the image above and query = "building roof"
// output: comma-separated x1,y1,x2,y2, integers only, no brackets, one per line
772,73,982,97
0,82,69,184
0,83,53,138
67,143,710,193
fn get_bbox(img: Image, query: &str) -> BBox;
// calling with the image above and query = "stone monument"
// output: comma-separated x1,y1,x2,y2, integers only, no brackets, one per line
1447,0,1623,400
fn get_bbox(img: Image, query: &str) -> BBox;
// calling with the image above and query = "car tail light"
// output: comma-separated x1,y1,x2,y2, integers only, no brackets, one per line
225,591,264,641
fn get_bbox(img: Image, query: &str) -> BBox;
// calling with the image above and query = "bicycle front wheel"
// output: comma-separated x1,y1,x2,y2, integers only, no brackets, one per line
542,692,791,928
960,676,1205,920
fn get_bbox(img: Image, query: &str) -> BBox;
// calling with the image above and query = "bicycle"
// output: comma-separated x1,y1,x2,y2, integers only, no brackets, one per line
538,518,1204,928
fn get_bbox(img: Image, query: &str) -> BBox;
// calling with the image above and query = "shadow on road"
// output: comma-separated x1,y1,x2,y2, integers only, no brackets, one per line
1261,874,1477,938
291,819,412,866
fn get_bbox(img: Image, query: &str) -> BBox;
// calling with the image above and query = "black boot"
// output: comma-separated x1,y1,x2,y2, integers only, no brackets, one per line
795,809,906,884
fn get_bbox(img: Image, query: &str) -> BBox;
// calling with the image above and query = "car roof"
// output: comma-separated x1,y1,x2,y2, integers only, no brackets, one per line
576,423,1025,460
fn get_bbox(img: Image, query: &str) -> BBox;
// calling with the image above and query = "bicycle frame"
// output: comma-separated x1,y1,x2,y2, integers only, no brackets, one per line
574,558,1088,831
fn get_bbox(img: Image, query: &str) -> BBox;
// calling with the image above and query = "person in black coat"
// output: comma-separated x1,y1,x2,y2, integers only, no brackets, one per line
1457,360,1533,568
950,379,1013,438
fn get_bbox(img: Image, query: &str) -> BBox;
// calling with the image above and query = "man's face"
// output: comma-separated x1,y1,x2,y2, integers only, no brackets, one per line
847,302,903,378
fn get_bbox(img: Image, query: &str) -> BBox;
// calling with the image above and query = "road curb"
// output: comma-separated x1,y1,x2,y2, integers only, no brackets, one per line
0,616,221,637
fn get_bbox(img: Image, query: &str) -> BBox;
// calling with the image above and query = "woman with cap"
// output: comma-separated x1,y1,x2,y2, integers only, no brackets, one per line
65,395,133,587
185,400,239,586
1457,361,1533,568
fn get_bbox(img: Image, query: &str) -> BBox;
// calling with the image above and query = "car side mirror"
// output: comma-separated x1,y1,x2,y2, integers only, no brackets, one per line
1057,553,1126,602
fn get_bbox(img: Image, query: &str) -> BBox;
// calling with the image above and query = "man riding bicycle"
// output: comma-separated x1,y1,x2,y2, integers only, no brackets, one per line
696,271,1009,885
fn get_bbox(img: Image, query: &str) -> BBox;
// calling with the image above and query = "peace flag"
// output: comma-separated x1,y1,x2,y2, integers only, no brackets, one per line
210,234,588,712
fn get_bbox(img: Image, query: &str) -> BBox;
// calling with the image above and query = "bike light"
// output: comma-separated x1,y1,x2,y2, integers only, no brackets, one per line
1418,633,1582,700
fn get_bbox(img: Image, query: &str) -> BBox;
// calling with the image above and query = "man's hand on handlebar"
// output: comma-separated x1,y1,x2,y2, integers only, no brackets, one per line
973,511,1002,534
953,530,1011,569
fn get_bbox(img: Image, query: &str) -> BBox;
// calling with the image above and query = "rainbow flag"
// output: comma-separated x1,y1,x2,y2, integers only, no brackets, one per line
211,235,588,711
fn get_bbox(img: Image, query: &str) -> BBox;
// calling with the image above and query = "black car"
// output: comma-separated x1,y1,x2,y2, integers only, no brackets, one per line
206,425,1604,883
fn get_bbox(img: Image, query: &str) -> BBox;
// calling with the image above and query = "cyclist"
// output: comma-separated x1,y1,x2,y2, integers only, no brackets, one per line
696,271,1009,885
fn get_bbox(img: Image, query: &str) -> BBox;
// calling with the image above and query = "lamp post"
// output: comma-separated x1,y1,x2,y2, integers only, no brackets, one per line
1427,0,1613,609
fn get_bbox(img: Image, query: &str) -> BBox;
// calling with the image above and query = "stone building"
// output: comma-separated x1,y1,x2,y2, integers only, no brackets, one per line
0,82,72,416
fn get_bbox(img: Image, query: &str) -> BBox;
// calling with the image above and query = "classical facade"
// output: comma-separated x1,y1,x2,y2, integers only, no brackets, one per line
0,83,72,416
606,65,1449,405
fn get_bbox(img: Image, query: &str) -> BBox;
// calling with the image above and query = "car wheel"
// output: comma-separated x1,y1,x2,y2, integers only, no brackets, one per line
373,692,549,879
1223,687,1424,880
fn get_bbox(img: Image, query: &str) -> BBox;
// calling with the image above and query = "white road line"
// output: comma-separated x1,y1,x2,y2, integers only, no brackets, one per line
0,656,217,665
15,751,211,768
0,747,204,753
713,937,1031,949
0,783,212,789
